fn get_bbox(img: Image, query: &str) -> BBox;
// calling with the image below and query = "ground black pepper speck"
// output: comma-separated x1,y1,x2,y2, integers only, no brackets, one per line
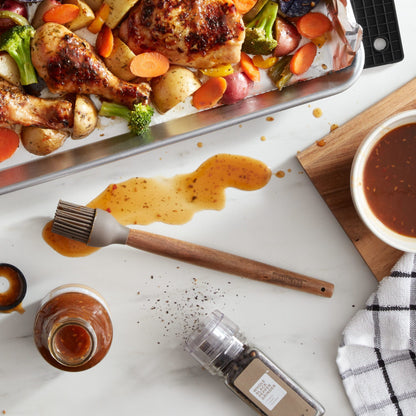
137,274,243,343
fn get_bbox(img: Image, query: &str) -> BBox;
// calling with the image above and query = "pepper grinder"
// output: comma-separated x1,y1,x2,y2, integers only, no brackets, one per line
185,310,325,416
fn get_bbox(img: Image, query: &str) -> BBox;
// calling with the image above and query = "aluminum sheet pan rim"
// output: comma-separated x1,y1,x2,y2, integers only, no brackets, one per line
0,46,364,196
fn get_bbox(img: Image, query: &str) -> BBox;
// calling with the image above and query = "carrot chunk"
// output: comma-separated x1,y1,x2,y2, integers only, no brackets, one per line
0,128,19,162
289,42,317,75
88,3,110,34
96,25,114,58
240,52,260,82
192,77,227,110
129,52,170,78
233,0,257,15
296,12,332,39
43,4,80,24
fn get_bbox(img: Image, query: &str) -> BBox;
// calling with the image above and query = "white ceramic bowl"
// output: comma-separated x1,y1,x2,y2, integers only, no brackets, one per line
350,110,416,253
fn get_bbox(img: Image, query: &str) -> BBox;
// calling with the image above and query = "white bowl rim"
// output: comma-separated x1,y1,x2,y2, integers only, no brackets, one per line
350,109,416,253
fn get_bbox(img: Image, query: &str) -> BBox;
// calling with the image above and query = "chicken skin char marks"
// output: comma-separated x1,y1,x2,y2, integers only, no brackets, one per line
31,23,151,109
0,78,73,129
119,0,245,68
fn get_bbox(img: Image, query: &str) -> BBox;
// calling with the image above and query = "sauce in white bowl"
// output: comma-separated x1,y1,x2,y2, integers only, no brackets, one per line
351,110,416,253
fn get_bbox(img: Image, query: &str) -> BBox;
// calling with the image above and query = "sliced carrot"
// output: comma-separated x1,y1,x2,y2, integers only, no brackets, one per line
96,25,114,58
233,0,257,15
192,77,227,110
296,12,332,39
43,4,80,24
289,42,317,75
240,52,260,82
0,128,19,162
129,52,170,78
88,3,110,34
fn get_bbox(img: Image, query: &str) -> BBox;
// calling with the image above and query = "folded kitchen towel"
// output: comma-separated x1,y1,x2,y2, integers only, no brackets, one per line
337,252,416,416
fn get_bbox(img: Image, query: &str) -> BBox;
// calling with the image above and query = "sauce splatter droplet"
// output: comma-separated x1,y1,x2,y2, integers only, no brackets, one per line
313,108,323,118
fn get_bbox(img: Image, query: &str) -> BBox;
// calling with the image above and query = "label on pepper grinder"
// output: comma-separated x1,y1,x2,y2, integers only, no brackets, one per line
234,358,315,416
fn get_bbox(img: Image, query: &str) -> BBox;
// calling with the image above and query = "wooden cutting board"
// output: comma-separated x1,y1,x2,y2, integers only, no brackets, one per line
297,77,416,281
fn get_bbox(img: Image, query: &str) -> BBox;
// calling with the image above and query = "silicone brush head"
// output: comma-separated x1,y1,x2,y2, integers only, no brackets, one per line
51,200,129,247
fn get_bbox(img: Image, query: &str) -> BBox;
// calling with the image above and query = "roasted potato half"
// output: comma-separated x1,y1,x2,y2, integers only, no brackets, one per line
31,0,61,29
151,66,201,114
0,53,20,86
72,94,98,139
104,0,139,29
21,127,68,156
104,37,136,81
64,0,95,31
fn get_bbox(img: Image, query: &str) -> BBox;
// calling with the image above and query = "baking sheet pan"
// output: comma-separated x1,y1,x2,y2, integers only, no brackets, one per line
0,47,364,195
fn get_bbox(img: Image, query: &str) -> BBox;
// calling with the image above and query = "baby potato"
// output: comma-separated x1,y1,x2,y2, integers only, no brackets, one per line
0,53,20,86
221,72,253,105
31,0,61,29
72,94,98,139
274,16,301,57
104,0,139,29
151,66,201,114
64,0,95,31
21,127,68,156
104,37,136,81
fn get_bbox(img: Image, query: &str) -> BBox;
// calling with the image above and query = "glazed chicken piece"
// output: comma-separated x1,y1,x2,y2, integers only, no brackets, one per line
31,23,150,108
0,78,73,129
119,0,245,69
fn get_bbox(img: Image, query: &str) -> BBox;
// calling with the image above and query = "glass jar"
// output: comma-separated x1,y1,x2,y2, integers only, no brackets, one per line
185,310,325,416
33,284,113,372
0,263,27,313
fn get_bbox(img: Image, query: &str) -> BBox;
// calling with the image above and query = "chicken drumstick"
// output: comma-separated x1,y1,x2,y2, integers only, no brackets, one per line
0,78,73,129
31,23,150,109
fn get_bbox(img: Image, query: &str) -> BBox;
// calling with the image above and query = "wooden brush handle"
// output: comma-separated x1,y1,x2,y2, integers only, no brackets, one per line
126,229,334,298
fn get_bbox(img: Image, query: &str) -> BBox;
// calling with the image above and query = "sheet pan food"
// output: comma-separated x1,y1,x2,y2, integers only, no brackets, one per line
0,0,362,185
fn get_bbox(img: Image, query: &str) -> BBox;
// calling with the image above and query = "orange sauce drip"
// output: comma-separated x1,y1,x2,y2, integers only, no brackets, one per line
43,154,271,257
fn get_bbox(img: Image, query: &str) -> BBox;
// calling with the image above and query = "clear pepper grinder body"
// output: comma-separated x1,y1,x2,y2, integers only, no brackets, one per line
185,310,325,416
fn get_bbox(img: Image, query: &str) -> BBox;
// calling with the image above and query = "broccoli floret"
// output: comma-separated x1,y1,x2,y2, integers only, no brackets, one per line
0,24,37,86
242,0,279,55
99,102,154,136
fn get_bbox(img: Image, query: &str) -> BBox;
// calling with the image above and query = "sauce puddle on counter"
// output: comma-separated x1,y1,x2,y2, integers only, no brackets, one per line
43,154,272,257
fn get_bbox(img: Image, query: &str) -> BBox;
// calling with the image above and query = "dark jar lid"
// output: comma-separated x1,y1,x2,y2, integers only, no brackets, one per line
0,263,27,311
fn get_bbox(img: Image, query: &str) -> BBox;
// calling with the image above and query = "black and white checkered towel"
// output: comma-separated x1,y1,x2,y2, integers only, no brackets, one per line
337,253,416,416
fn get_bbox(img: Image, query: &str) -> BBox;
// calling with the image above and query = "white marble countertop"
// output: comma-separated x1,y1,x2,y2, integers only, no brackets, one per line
1,1,414,414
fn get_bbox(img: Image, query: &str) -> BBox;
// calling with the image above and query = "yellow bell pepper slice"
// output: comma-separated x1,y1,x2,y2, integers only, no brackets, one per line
200,64,234,77
252,55,277,69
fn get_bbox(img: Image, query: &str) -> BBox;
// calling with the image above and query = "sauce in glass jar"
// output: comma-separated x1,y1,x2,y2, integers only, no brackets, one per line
33,284,113,371
0,263,27,313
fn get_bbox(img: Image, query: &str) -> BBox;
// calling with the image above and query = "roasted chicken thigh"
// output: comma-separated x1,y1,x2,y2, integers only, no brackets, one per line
119,0,245,68
31,23,150,108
